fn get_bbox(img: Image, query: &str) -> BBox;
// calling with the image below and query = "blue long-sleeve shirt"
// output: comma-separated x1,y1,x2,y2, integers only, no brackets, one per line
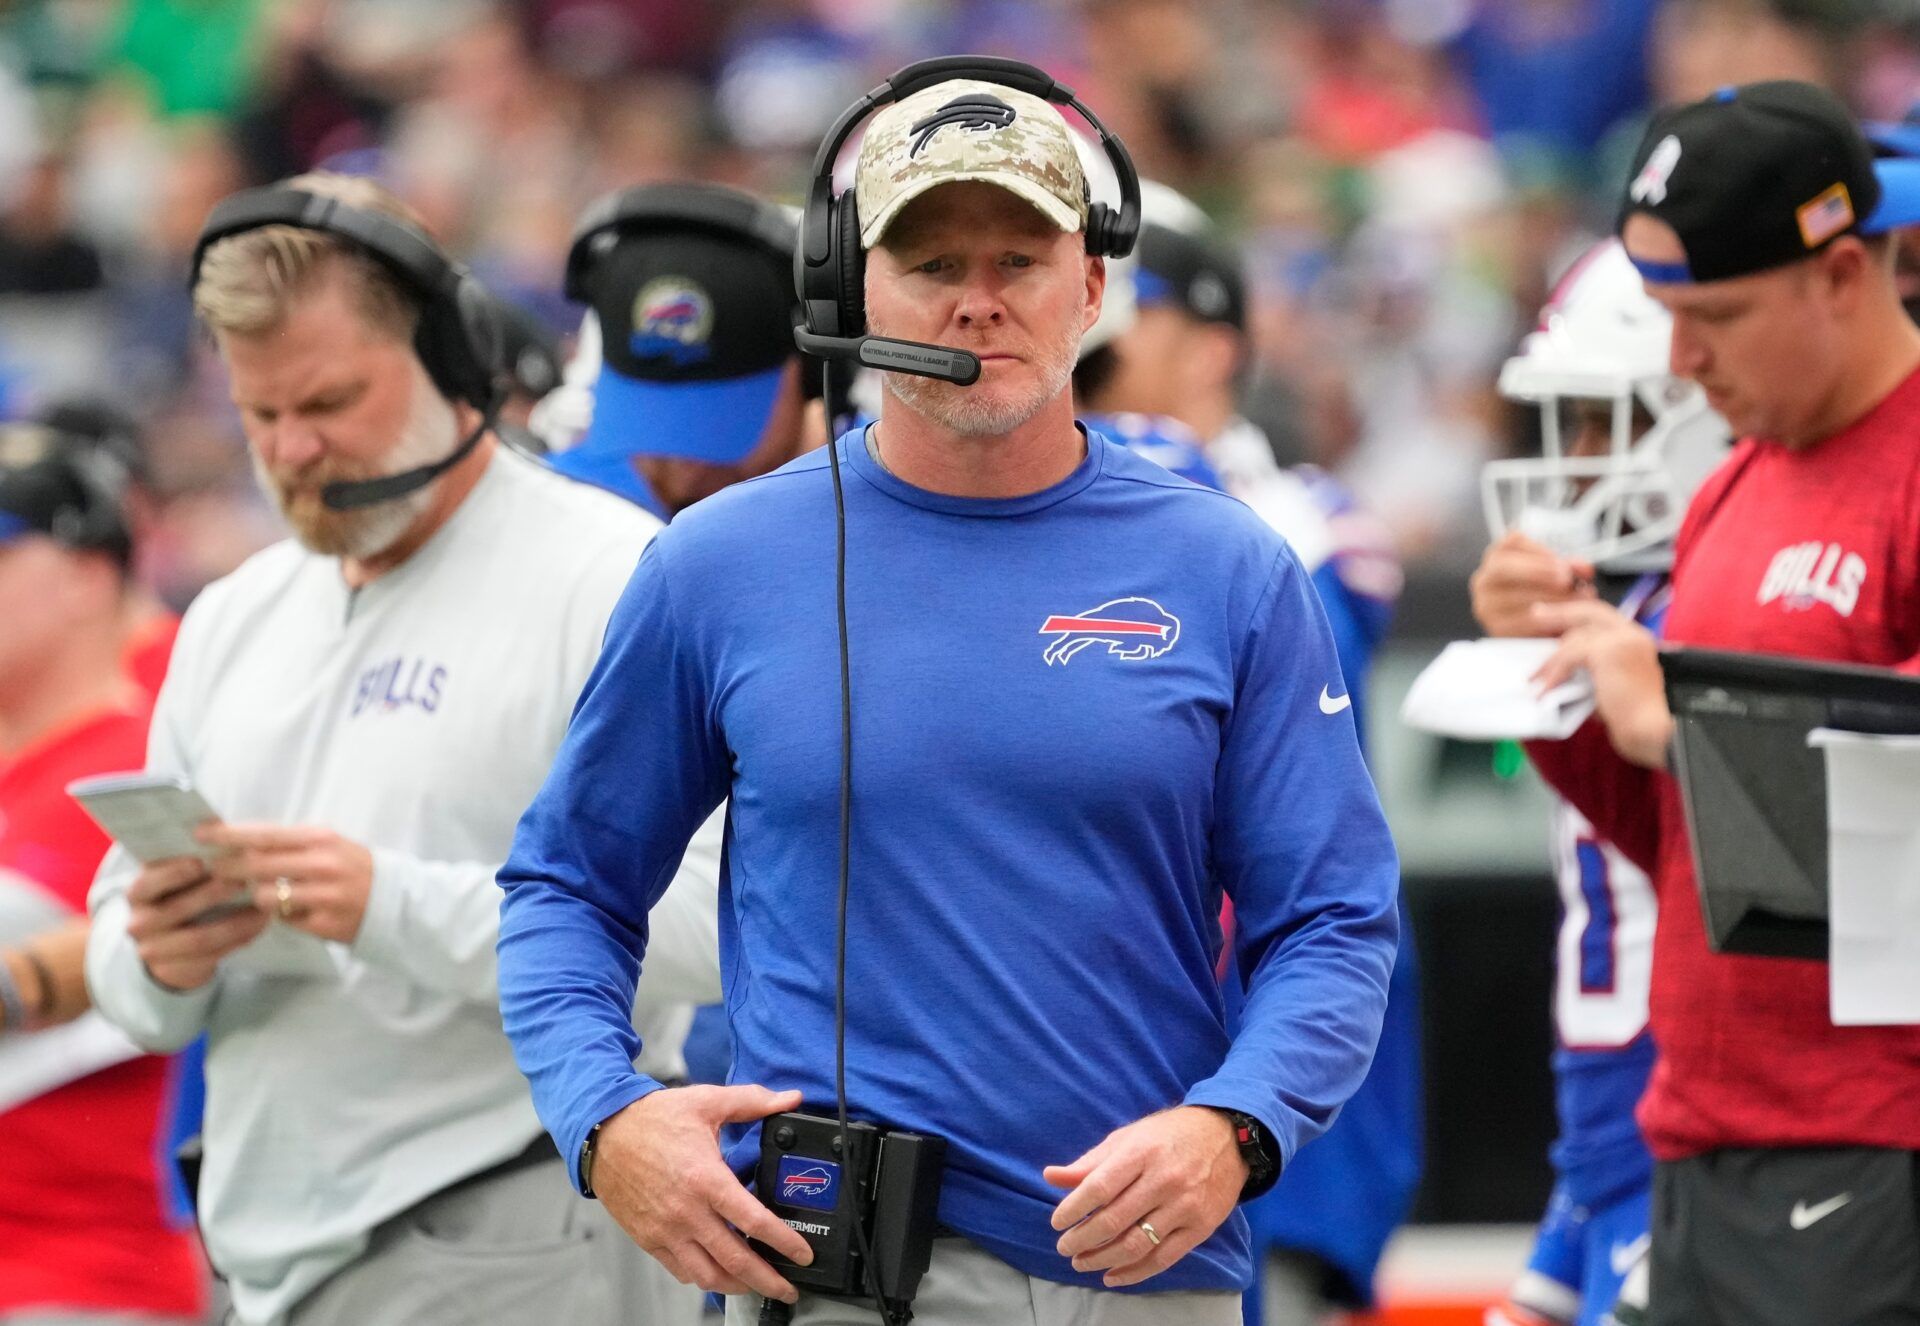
496,427,1400,1294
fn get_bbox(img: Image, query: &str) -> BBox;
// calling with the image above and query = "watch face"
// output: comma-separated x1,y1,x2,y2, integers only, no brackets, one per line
1231,1113,1274,1171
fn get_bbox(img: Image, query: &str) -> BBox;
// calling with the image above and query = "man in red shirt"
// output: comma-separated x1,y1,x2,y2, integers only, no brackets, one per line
1473,81,1920,1324
0,422,209,1323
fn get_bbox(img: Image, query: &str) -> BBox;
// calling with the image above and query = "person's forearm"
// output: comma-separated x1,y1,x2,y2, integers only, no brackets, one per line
353,851,514,1003
498,878,663,1191
0,921,92,1030
1608,702,1675,771
1189,883,1398,1168
1526,718,1661,872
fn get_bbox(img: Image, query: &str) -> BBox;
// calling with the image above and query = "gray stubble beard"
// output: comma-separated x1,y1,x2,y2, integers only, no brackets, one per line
878,296,1084,438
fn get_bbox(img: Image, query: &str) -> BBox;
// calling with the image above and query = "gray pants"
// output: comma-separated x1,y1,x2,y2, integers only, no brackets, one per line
283,1153,702,1326
724,1238,1239,1326
1261,1252,1334,1326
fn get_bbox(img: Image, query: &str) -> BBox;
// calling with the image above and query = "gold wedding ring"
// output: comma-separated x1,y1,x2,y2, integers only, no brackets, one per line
275,877,296,921
1138,1219,1161,1247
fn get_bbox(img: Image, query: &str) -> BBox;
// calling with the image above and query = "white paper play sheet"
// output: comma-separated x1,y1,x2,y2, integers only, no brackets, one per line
1809,728,1920,1026
1401,638,1597,742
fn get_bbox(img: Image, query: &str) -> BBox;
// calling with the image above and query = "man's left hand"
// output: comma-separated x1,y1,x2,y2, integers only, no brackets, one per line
1531,600,1674,769
199,823,375,944
1044,1106,1247,1288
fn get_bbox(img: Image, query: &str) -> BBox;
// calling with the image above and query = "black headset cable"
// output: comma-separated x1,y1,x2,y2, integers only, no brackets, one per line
823,366,900,1324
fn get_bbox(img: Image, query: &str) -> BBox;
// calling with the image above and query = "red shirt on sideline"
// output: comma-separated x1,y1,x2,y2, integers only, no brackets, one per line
124,610,181,702
0,704,207,1319
1529,365,1920,1162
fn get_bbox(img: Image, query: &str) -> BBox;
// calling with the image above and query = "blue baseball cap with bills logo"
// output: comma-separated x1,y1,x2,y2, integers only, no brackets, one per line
552,228,797,476
1620,80,1920,285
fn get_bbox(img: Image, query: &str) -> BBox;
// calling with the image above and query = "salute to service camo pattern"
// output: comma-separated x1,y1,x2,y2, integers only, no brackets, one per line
854,78,1091,249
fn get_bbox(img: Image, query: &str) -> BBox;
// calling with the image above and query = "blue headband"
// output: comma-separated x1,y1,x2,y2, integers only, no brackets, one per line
1628,255,1694,285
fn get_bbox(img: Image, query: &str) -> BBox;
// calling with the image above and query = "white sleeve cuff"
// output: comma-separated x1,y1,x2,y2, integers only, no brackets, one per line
83,895,216,1054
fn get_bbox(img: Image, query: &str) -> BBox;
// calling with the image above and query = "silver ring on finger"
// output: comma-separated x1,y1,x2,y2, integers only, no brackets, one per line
1138,1219,1161,1247
275,877,297,921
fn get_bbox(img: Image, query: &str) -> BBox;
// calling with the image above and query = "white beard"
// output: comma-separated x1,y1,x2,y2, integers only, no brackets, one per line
878,294,1084,437
255,365,462,560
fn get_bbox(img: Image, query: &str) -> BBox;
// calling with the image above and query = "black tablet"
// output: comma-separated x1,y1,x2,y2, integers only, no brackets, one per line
1660,648,1920,959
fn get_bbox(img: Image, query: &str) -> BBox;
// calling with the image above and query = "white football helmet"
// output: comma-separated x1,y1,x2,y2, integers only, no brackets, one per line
1484,240,1730,572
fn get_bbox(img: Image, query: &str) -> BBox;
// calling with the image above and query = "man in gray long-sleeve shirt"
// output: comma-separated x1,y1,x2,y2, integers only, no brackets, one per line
84,171,721,1325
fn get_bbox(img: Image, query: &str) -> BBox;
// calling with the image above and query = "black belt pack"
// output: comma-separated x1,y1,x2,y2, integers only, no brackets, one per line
749,1110,947,1324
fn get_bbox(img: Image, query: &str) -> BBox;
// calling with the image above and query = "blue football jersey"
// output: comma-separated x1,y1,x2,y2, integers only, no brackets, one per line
1080,411,1224,490
1545,575,1667,1210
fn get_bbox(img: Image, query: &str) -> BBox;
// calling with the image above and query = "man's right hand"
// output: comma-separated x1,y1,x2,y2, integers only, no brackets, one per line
594,1084,814,1304
1470,531,1597,637
124,857,267,992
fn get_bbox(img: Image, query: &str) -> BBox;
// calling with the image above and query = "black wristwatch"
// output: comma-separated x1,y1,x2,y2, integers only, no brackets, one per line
579,1122,604,1199
1209,1108,1281,1202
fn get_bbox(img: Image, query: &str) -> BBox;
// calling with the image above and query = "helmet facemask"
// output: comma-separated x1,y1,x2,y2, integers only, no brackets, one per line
1486,241,1732,574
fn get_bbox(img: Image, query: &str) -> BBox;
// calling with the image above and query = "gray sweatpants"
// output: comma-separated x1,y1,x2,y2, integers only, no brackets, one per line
724,1238,1240,1326
281,1153,701,1326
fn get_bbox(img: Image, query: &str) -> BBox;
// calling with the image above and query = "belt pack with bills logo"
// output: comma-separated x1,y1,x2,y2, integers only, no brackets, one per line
749,1110,946,1324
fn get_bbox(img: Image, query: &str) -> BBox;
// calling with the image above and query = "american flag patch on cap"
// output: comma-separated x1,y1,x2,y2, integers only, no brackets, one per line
1796,182,1855,248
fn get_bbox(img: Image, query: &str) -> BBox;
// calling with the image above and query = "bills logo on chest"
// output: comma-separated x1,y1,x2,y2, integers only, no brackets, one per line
351,656,448,718
1038,598,1180,666
1757,541,1866,617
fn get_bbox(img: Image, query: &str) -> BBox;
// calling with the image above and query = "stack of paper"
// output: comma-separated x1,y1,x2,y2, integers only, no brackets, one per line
1808,728,1920,1026
1401,638,1597,742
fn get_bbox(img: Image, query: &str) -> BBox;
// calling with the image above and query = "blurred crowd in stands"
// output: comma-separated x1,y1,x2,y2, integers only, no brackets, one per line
0,0,1916,599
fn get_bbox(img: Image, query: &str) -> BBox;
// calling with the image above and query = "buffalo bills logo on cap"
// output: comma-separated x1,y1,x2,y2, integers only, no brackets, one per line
909,93,1017,157
1631,135,1683,206
1039,597,1181,666
629,277,714,366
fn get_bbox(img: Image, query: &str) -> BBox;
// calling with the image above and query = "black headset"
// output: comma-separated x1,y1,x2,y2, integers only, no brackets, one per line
793,54,1143,385
564,180,824,407
190,187,508,510
566,180,800,302
0,422,134,565
192,188,505,412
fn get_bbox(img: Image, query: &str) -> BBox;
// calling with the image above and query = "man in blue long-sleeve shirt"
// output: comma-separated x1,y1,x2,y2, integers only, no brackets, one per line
497,73,1400,1326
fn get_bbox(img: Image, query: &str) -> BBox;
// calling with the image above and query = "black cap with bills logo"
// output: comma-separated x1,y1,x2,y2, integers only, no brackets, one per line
0,423,131,567
1135,221,1247,332
554,230,798,472
1618,80,1920,285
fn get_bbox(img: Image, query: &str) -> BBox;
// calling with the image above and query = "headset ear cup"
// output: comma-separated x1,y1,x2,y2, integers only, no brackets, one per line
837,192,867,337
414,277,504,411
1085,203,1111,258
410,306,464,408
456,278,506,408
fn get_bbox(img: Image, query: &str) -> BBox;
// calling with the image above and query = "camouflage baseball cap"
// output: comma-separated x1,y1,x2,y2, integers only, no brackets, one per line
855,78,1089,250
